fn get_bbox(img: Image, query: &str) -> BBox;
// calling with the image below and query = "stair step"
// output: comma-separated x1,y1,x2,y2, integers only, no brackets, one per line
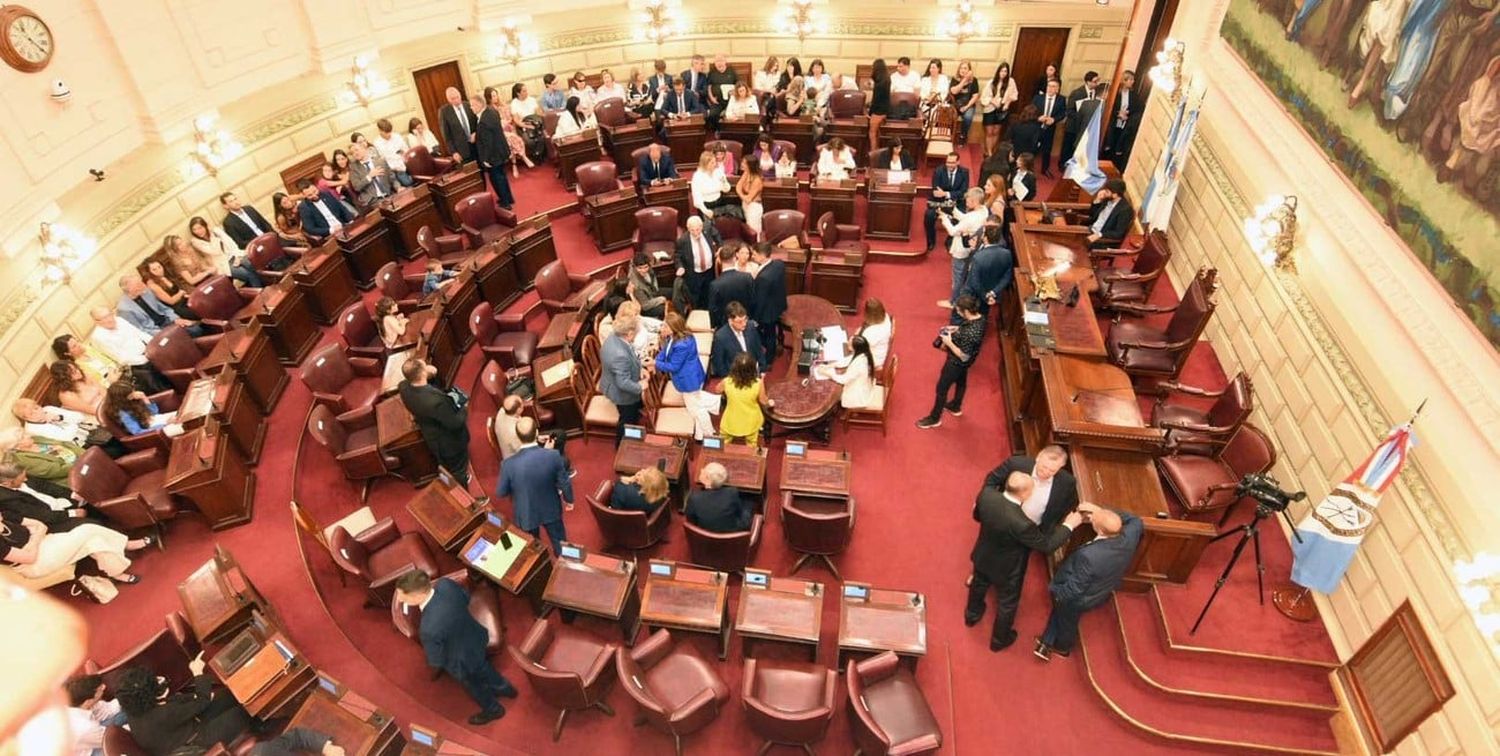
1116,592,1340,710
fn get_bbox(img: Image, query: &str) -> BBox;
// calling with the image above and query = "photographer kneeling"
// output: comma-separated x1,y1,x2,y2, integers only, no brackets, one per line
917,294,986,429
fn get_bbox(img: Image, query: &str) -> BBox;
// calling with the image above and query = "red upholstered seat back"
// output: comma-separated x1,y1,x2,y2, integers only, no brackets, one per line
70,447,128,502
143,325,205,373
761,210,807,247
594,97,630,127
1207,372,1255,430
469,301,499,343
782,495,853,556
576,161,620,199
533,260,571,303
829,90,866,118
1221,423,1276,476
635,207,679,243
300,343,356,395
186,275,242,321
338,302,379,349
457,192,498,229
307,403,349,454
245,232,288,272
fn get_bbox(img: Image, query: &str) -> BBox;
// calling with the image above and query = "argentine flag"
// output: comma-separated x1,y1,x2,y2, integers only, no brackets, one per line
1062,99,1106,195
1290,422,1415,594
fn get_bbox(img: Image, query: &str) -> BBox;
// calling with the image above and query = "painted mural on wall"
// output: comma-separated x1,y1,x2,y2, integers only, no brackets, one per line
1222,0,1500,350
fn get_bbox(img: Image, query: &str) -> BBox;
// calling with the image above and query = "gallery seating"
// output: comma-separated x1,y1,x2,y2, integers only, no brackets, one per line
70,447,180,546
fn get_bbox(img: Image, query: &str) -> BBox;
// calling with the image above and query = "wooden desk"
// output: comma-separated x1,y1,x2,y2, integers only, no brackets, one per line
779,295,844,379
866,170,917,241
210,620,316,720
809,179,858,226
556,130,601,191
780,449,852,499
426,161,484,231
613,435,689,481
638,561,731,659
532,350,583,435
177,548,270,644
718,117,761,153
406,471,488,552
826,116,869,157
642,178,691,220
766,380,841,443
807,249,865,313
837,584,927,669
458,517,553,612
774,116,818,165
538,309,580,355
761,177,801,215
471,238,522,312
177,372,265,465
430,267,479,353
198,325,287,414
736,569,823,661
238,282,320,365
603,120,656,176
375,395,438,485
584,187,640,252
166,422,254,530
694,445,767,496
665,116,708,167
507,214,560,287
541,546,641,644
284,682,402,756
336,214,398,290
783,248,807,296
292,242,360,326
378,184,443,259
401,725,484,755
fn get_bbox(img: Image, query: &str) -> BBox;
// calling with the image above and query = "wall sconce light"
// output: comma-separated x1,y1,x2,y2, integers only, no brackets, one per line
1455,552,1500,655
937,2,988,46
37,221,96,284
492,17,539,67
1244,194,1299,272
634,0,684,46
773,0,829,44
340,54,390,106
183,112,243,179
1149,38,1187,105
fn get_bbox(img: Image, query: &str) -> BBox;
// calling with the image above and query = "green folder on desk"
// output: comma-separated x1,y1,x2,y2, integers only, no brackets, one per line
464,536,525,581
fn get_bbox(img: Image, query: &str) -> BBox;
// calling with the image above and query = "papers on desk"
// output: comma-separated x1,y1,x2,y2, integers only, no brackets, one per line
540,359,575,388
652,249,671,262
819,326,848,364
1023,310,1050,326
383,350,412,393
464,537,525,581
885,170,912,185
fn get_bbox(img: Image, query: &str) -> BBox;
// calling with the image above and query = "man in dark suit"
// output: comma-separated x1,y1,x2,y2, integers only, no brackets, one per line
474,91,515,209
680,55,709,102
1060,71,1101,169
981,445,1078,531
1103,70,1139,168
659,77,705,119
496,417,573,550
439,86,478,164
0,461,102,533
398,358,480,493
1032,79,1067,176
636,143,679,186
749,242,787,360
348,141,396,210
1036,506,1143,661
296,179,354,242
962,224,1014,317
924,152,970,252
1085,178,1134,249
708,302,767,378
646,60,674,104
707,244,755,328
967,471,1082,651
394,571,518,724
686,462,752,532
674,216,722,310
218,192,273,248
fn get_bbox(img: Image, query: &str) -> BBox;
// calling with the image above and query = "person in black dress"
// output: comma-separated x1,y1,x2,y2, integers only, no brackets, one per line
1006,104,1044,170
868,58,891,153
142,260,198,320
115,665,253,756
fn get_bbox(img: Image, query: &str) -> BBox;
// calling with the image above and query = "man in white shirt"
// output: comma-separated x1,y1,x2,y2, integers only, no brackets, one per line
938,187,989,309
982,446,1079,531
12,398,125,457
88,306,171,393
889,56,920,94
372,118,415,187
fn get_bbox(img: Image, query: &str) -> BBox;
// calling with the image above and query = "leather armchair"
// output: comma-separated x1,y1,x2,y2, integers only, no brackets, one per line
543,110,562,162
298,342,382,421
166,609,201,659
1091,230,1174,316
507,616,619,742
781,492,855,580
713,214,754,243
575,161,625,224
742,658,838,755
630,145,674,187
1153,371,1254,454
817,211,868,254
89,622,195,696
615,629,730,756
144,325,215,393
586,479,671,554
97,389,181,453
307,403,399,502
393,570,504,658
469,301,538,371
376,261,426,313
845,651,942,756
337,301,387,360
829,90,867,119
457,191,518,248
1106,267,1219,387
187,275,257,331
535,260,598,316
327,516,440,606
683,513,763,574
244,232,301,284
773,140,798,167
70,446,179,544
1157,423,1277,526
403,145,455,182
594,97,632,128
479,359,556,425
889,92,921,120
634,206,680,260
416,224,471,267
762,210,809,248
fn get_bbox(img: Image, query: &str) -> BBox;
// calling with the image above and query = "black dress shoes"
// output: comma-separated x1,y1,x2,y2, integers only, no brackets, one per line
495,683,519,699
963,612,981,628
468,707,505,725
989,630,1018,652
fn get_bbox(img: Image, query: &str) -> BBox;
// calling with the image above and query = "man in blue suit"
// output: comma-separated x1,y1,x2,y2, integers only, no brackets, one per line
295,179,355,242
1034,504,1143,661
636,143,678,187
923,152,970,252
961,224,1014,320
394,571,517,725
117,273,205,336
1032,79,1067,176
497,416,574,550
679,55,709,101
708,302,767,378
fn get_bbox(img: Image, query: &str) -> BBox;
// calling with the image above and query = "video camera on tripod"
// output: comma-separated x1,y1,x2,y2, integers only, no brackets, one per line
1190,471,1308,634
1235,472,1306,513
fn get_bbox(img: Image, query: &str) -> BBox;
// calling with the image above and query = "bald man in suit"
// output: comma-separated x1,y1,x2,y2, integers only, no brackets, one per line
967,471,1082,651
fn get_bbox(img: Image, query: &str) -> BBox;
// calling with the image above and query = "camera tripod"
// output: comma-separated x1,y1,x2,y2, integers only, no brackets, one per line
1190,502,1301,635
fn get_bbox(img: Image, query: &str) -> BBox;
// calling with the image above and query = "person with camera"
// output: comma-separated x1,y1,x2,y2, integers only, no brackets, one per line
1035,504,1143,661
923,152,970,253
938,187,990,310
916,295,986,429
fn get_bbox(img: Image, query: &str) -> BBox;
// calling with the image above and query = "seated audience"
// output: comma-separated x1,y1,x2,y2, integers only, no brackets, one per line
374,296,409,349
12,398,125,458
0,458,102,532
636,143,678,186
115,665,253,755
691,152,737,218
713,142,737,178
319,150,354,202
816,137,857,180
540,73,568,111
271,192,313,248
422,259,457,295
686,462,751,532
219,191,275,249
704,54,738,127
708,302,767,378
61,673,128,756
805,59,833,108
189,216,264,288
88,306,170,394
163,234,217,286
783,76,811,119
653,312,714,440
775,149,797,179
821,335,880,409
748,134,779,178
0,494,150,583
49,360,106,415
552,96,597,142
296,178,355,242
566,71,596,115
627,253,668,319
890,56,919,94
718,352,771,447
658,77,703,121
142,260,197,320
724,82,759,120
371,118,415,187
52,334,120,388
857,297,894,366
509,83,542,127
405,116,442,153
118,272,203,337
611,465,670,514
102,381,184,438
595,68,626,102
876,137,916,171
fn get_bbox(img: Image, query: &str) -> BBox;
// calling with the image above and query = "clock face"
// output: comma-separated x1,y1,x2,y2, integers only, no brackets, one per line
2,8,53,72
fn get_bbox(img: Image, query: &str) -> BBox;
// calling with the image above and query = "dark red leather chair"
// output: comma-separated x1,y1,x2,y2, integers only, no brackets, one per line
846,651,942,756
507,616,619,742
416,224,471,267
781,492,855,580
1157,423,1277,526
713,214,754,243
762,210,809,248
327,516,440,605
298,342,381,421
186,275,257,331
393,570,504,662
773,140,798,168
307,403,399,502
166,609,201,658
457,191,518,248
829,90,867,119
889,92,920,120
615,629,730,756
543,110,562,161
1106,267,1218,386
1153,371,1254,454
244,232,301,284
683,512,763,574
376,261,426,312
481,360,556,427
634,206,680,260
586,479,671,555
403,145,454,182
144,325,214,392
96,389,181,453
1091,230,1174,316
817,211,868,254
87,620,195,696
336,301,387,360
575,161,626,227
534,260,599,316
631,145,674,186
594,97,631,128
742,658,838,755
469,301,538,371
70,446,179,545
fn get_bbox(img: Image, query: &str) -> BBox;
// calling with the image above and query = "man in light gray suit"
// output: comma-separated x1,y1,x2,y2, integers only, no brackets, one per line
598,315,645,445
348,141,396,210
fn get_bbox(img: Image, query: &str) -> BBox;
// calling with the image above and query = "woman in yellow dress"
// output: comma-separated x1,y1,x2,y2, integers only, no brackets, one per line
718,352,773,446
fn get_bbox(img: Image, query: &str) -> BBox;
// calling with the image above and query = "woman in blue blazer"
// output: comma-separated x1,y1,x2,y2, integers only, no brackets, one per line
654,312,715,440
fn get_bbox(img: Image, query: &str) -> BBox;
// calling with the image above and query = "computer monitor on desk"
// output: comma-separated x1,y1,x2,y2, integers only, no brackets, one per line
558,543,583,561
701,435,723,451
786,441,807,457
622,425,646,441
745,570,769,587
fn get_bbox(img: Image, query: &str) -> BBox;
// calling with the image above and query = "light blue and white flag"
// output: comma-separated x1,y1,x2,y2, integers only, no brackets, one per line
1139,91,1202,231
1063,99,1106,194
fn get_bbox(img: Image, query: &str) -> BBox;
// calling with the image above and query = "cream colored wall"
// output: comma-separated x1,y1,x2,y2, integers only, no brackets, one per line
1123,1,1500,753
0,0,1129,408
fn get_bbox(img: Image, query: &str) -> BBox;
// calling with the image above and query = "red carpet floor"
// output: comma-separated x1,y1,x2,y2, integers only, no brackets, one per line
64,143,1342,754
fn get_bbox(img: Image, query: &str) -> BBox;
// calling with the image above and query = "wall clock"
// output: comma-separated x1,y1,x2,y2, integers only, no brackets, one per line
1,5,54,73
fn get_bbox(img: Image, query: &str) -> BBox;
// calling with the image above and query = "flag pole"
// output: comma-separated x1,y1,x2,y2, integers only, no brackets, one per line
1272,400,1427,622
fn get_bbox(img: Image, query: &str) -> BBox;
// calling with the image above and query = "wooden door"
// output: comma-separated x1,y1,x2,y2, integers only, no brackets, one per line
1010,27,1071,113
412,62,466,154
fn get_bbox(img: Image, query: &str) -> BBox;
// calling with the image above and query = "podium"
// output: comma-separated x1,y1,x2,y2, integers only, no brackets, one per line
379,184,443,259
718,116,761,153
507,214,559,286
336,214,398,290
665,115,708,167
177,371,265,465
166,421,255,530
809,179,858,226
427,161,483,230
775,116,818,165
376,395,438,485
762,176,801,214
472,238,523,311
603,119,657,176
556,130,600,191
827,115,870,158
585,187,641,252
642,178,691,219
866,170,917,241
807,249,866,312
236,283,319,366
292,241,359,325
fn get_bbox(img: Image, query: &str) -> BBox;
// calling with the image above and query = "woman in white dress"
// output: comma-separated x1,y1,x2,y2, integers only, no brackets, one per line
823,335,879,410
691,152,737,218
816,137,857,180
725,83,760,120
0,507,152,584
594,68,627,104
856,297,894,367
